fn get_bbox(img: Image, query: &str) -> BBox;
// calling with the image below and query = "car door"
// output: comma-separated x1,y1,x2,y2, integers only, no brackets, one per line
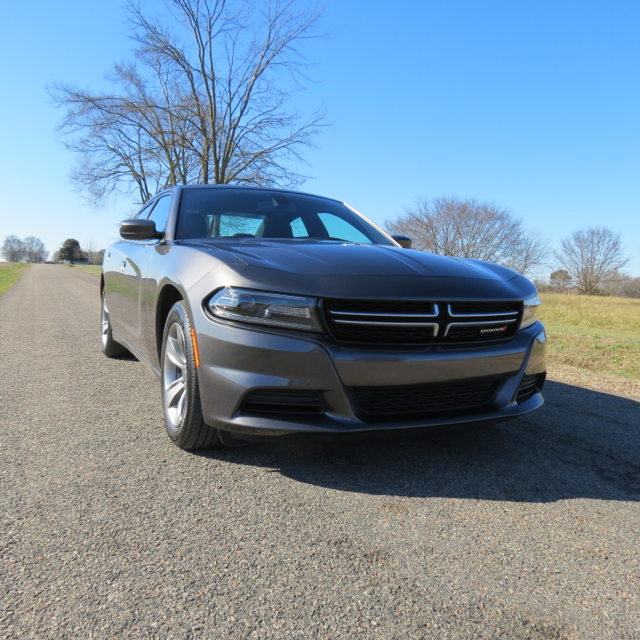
103,198,156,340
102,246,128,339
122,195,173,360
119,200,159,350
139,195,174,364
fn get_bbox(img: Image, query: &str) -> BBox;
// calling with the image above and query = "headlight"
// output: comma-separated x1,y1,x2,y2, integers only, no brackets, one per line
207,287,324,333
520,295,542,329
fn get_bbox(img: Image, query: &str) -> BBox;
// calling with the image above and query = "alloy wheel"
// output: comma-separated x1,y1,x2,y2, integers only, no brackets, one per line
101,296,110,349
163,322,188,429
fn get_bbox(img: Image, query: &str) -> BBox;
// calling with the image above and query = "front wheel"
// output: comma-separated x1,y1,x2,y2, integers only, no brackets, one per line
161,301,221,450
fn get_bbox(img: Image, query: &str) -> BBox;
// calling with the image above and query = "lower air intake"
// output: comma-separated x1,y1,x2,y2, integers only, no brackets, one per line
240,390,325,415
515,373,546,403
350,379,502,417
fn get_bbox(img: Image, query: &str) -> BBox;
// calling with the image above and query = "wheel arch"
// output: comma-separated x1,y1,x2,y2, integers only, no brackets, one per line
156,284,185,361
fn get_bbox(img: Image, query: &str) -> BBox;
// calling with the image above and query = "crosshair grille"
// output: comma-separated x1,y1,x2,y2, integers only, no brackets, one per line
322,299,522,345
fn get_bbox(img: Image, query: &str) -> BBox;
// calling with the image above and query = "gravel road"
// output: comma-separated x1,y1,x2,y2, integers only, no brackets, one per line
1,264,639,640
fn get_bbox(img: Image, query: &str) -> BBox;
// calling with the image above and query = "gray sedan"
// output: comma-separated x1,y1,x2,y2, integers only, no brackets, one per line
101,185,546,448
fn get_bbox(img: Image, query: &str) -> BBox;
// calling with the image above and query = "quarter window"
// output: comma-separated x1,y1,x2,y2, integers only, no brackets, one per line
136,202,154,219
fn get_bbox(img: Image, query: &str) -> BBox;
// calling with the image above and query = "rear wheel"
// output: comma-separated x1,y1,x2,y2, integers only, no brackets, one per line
161,301,221,449
101,291,129,358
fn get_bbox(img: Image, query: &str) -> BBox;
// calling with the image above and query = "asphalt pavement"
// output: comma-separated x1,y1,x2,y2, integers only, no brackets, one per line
1,264,639,639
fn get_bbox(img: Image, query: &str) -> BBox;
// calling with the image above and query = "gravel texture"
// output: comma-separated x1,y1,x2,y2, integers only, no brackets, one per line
1,264,639,640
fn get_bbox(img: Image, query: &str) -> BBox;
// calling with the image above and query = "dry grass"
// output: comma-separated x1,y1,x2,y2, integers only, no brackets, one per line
65,264,102,275
0,263,30,295
538,293,640,380
546,363,640,401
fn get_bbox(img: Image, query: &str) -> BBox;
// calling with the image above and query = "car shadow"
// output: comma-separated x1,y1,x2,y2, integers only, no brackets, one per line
196,381,640,503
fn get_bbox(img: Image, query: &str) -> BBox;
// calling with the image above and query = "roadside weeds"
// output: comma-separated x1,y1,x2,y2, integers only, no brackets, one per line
0,262,30,296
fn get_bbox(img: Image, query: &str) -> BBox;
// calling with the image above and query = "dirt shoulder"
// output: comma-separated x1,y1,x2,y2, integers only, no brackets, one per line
547,362,640,401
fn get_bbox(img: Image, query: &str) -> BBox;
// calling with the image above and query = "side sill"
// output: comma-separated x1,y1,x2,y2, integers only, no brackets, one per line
112,330,161,378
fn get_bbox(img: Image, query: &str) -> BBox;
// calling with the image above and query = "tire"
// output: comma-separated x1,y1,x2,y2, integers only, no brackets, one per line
161,301,221,450
101,291,130,358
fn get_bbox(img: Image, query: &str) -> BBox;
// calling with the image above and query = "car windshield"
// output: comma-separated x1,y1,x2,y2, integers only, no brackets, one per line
175,188,393,245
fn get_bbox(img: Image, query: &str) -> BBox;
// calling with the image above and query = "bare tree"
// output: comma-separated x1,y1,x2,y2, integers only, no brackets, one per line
386,196,549,277
51,0,325,206
83,239,100,265
500,229,550,278
620,277,640,299
23,237,48,263
1,236,26,262
597,270,631,297
555,227,629,295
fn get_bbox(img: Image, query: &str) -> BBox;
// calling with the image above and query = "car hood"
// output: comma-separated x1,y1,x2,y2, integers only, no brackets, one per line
182,240,519,281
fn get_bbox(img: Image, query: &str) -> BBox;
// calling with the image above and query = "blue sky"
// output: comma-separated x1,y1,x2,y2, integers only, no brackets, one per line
1,0,638,276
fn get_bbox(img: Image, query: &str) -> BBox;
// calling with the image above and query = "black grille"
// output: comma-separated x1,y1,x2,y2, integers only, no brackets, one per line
322,298,522,345
449,302,521,315
351,379,502,417
515,373,546,403
328,325,437,343
445,326,485,340
445,324,514,341
240,390,324,415
325,299,437,315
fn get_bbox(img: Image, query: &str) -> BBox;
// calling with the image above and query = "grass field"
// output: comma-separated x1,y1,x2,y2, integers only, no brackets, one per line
539,293,640,380
65,264,103,275
0,263,30,296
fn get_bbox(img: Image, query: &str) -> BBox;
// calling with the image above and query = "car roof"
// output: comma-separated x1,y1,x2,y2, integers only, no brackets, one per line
154,183,343,205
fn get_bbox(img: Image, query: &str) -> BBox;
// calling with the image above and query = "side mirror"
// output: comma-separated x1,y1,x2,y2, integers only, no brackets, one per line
391,234,413,249
120,219,163,241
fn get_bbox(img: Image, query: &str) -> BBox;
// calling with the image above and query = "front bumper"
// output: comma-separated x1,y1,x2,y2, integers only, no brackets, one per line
192,300,547,438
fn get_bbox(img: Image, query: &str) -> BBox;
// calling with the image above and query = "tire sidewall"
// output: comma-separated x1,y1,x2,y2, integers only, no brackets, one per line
100,291,110,354
160,301,199,444
101,290,127,357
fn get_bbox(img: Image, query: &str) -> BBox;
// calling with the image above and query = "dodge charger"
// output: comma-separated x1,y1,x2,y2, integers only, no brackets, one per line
101,185,546,449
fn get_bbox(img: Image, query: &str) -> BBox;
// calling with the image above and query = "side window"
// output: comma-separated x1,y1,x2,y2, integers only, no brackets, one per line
317,213,372,243
147,196,172,234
